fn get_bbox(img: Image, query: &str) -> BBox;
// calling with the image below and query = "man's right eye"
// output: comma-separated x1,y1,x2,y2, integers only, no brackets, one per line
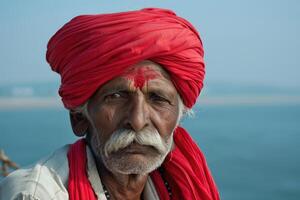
109,93,121,98
104,92,127,102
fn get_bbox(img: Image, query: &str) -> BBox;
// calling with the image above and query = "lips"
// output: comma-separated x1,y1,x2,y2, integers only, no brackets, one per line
119,142,158,155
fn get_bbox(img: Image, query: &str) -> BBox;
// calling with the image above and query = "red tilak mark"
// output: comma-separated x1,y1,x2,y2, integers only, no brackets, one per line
123,67,160,88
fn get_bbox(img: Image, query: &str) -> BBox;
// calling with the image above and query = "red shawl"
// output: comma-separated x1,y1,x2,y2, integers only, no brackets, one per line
67,127,220,200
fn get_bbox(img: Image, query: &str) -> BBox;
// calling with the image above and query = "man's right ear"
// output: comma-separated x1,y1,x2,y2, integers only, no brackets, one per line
69,112,89,137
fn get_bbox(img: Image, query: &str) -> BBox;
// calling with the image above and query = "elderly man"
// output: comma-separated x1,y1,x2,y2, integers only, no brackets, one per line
0,8,220,200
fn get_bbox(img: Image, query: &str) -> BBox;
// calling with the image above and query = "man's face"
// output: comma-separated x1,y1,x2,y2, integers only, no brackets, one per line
86,61,180,174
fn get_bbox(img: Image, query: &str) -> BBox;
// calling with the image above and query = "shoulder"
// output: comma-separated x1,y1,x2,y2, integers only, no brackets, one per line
0,145,70,200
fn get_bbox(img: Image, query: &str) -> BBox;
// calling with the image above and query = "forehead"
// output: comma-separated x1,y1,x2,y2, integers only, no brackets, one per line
126,60,170,77
98,61,177,94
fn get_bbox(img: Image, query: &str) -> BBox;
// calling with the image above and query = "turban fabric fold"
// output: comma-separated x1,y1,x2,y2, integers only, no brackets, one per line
46,8,205,109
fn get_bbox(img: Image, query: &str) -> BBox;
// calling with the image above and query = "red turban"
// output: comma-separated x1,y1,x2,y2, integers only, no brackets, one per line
46,8,205,108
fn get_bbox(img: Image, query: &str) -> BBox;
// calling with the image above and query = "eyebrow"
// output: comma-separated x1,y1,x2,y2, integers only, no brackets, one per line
98,77,177,98
100,84,131,95
147,86,176,99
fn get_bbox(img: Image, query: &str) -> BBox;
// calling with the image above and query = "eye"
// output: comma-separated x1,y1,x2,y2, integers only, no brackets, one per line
148,92,170,104
104,92,127,102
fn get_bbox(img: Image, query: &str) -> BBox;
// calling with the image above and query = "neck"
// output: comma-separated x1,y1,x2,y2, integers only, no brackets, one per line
96,159,148,200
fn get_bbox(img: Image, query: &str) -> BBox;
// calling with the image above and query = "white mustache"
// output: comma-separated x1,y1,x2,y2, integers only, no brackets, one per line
103,128,167,157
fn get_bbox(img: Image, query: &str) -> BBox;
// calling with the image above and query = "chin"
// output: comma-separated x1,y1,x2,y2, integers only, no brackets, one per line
90,129,174,175
102,152,168,175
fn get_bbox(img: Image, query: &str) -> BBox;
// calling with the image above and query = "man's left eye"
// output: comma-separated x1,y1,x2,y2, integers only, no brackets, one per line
149,93,169,103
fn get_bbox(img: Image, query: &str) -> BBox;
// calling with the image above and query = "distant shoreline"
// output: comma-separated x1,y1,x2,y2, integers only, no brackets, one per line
1,95,300,110
0,97,63,110
198,95,300,106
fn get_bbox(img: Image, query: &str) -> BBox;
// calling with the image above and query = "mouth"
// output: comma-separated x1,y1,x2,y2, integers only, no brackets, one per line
117,142,159,155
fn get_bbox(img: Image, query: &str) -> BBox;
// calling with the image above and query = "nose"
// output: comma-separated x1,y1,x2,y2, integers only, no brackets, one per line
125,92,150,132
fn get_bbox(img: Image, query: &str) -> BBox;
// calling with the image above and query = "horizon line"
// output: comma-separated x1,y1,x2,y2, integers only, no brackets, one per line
0,95,300,110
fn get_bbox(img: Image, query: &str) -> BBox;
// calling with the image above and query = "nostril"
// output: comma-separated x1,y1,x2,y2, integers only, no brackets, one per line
124,122,133,130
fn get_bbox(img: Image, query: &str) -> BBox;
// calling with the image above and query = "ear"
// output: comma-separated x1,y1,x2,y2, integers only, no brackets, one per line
69,112,89,137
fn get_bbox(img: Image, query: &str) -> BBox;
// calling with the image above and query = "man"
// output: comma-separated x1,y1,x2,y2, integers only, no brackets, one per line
0,8,220,200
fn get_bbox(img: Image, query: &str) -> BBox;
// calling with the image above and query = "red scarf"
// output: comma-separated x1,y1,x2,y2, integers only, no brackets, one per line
67,127,220,200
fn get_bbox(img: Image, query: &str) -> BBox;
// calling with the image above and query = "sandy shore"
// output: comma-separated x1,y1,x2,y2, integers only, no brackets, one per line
198,95,300,106
0,97,63,109
1,95,300,110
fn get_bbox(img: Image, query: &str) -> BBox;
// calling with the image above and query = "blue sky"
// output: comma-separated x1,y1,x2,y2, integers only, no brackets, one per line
1,0,299,89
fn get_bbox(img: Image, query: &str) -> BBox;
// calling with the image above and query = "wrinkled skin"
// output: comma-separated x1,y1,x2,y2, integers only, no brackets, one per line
70,61,180,200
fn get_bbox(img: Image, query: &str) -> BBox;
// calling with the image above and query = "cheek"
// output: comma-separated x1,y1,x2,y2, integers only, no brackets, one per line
89,106,120,138
100,107,115,123
151,106,179,138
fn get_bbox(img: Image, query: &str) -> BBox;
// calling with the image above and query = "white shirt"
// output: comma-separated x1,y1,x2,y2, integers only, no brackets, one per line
0,145,160,200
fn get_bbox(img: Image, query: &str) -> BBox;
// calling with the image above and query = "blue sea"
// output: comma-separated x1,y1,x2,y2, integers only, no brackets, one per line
1,104,300,200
